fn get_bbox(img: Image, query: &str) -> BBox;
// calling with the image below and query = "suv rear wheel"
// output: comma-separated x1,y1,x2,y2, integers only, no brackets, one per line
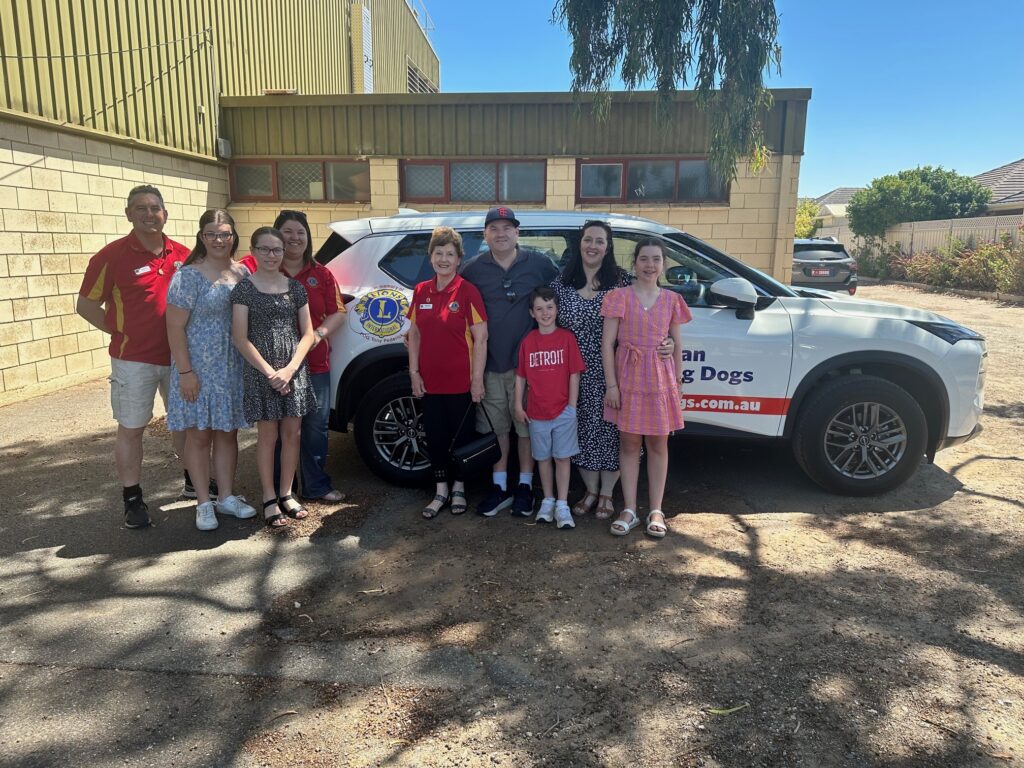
353,373,432,486
793,375,927,495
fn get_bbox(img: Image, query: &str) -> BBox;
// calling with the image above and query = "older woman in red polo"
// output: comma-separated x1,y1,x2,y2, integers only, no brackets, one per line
406,226,489,517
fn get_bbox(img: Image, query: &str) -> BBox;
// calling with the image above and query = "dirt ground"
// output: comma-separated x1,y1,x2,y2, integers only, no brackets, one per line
1,284,1022,767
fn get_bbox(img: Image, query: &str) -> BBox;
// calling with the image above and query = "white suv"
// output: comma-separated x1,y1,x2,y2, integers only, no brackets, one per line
315,210,986,496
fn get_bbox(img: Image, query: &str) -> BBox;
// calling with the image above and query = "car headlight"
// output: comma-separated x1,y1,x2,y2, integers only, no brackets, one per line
908,320,985,344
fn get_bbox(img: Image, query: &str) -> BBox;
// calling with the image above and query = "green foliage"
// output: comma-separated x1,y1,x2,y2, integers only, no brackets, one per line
847,166,992,238
794,199,820,238
860,230,1024,295
553,0,782,182
853,239,905,280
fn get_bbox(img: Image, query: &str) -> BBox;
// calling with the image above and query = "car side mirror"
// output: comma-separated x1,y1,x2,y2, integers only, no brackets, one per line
664,266,693,286
708,277,758,319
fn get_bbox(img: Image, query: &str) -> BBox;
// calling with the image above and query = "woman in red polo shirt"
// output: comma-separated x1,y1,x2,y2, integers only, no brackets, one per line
407,227,489,517
242,210,347,506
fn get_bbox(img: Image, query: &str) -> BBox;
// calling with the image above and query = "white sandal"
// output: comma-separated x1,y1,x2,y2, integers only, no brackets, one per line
646,510,667,538
610,508,640,536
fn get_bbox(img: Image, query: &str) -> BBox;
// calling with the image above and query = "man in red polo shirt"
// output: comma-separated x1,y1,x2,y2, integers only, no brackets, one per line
77,185,190,528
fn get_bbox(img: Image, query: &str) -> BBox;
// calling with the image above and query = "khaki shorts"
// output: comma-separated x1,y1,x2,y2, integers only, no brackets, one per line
477,370,528,437
109,358,170,429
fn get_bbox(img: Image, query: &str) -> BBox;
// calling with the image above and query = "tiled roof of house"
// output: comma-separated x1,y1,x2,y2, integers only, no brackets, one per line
814,187,863,206
974,158,1024,204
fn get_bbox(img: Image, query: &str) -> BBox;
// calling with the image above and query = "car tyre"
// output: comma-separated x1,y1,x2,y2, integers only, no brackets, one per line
353,372,432,486
793,375,927,496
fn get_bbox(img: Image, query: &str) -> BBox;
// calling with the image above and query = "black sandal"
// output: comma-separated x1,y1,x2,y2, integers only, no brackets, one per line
278,494,308,520
422,494,450,519
450,490,468,515
263,499,288,528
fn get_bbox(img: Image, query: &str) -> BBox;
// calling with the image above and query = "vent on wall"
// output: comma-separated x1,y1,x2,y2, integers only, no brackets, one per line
407,58,437,93
216,138,232,159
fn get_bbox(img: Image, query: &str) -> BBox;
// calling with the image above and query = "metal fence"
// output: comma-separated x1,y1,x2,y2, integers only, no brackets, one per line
818,214,1023,255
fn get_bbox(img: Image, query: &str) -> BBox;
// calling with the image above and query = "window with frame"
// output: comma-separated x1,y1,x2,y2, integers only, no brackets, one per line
401,160,546,203
230,160,370,202
577,158,728,203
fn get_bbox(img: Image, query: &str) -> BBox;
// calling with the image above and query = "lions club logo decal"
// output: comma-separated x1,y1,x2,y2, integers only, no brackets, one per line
354,287,409,340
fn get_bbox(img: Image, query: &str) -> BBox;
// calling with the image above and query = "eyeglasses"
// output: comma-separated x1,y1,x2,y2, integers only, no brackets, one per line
253,246,285,257
501,278,517,302
201,232,234,242
278,209,308,220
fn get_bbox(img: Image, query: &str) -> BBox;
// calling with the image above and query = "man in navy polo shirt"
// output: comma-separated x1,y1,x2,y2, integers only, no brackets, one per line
461,207,558,517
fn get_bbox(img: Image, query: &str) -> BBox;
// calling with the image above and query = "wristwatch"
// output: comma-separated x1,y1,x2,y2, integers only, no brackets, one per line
314,328,326,340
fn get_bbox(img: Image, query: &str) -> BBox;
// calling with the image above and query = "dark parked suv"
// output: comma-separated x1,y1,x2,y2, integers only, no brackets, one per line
791,237,857,295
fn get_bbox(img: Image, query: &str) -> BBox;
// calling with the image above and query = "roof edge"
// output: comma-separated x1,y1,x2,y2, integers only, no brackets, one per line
221,88,812,109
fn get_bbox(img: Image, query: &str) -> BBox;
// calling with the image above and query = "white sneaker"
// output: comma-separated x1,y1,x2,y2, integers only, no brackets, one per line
195,501,219,531
554,503,575,529
216,494,256,519
536,498,556,523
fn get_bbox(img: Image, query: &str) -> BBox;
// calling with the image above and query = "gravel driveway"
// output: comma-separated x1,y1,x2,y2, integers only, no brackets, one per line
0,284,1020,767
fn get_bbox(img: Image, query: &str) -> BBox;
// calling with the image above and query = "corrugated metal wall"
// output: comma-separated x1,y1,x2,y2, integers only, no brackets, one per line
220,91,809,158
0,0,439,155
370,0,438,94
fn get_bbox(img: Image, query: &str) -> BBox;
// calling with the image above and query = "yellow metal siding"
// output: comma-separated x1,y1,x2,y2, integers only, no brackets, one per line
221,91,810,158
370,0,439,92
0,0,439,155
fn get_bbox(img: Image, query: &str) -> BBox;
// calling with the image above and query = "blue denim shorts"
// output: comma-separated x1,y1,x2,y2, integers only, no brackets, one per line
528,404,579,460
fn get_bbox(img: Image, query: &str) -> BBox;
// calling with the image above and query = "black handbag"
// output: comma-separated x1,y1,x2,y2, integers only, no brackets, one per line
450,401,501,476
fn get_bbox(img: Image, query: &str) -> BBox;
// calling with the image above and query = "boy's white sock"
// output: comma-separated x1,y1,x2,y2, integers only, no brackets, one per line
493,472,507,491
519,472,533,486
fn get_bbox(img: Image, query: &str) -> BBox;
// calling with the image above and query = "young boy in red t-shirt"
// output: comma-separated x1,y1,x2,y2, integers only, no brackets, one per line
514,286,586,529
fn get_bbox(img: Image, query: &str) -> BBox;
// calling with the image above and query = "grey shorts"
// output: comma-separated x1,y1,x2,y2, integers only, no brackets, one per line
109,358,170,429
528,405,579,461
477,370,528,437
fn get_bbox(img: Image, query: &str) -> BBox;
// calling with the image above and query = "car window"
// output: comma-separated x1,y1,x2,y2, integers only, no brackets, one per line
314,232,352,266
378,231,485,288
612,232,734,307
517,230,574,267
793,247,851,261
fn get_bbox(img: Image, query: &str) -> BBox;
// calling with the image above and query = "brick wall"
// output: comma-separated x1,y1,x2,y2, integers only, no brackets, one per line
0,117,228,403
357,157,800,280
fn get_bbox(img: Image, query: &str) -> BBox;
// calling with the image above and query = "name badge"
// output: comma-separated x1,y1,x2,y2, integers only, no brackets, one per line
134,265,153,276
418,303,433,310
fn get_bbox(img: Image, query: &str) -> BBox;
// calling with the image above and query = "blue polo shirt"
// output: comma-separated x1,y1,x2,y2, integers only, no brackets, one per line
461,246,558,373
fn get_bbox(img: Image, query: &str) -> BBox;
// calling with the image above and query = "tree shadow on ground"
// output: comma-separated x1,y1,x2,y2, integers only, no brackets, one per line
0,425,268,560
1,416,1002,766
226,441,1011,767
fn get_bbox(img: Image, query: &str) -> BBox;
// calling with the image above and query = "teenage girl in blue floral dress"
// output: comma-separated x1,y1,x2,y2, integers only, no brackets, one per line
166,209,255,531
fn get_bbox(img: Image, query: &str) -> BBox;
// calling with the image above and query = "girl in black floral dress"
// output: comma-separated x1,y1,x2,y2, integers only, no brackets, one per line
231,227,317,528
551,221,632,520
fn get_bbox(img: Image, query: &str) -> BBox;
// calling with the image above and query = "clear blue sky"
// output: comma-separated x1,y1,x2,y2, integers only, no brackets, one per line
420,0,1024,198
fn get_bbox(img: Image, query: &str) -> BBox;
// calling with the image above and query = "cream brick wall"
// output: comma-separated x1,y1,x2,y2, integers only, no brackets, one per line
0,117,228,403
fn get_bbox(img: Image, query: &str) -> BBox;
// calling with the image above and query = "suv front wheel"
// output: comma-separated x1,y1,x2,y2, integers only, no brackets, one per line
353,373,432,486
792,375,927,496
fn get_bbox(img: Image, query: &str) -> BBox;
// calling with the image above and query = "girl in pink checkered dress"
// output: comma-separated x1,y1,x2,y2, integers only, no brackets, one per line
601,239,692,538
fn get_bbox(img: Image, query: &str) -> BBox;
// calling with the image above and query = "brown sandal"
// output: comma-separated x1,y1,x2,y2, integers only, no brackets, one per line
595,495,616,519
571,492,598,517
